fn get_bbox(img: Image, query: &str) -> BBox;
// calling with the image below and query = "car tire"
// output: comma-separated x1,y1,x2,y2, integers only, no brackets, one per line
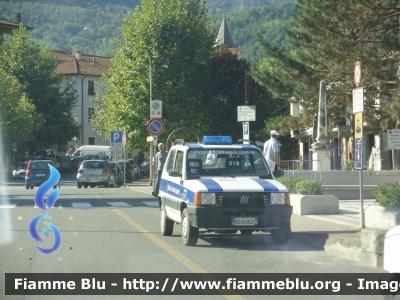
90,184,95,188
181,208,199,246
25,184,29,190
84,184,88,188
30,185,34,189
105,180,110,188
271,228,291,245
77,183,82,188
160,206,174,236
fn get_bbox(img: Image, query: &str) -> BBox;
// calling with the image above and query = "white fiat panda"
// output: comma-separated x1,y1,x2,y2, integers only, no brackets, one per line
156,136,292,246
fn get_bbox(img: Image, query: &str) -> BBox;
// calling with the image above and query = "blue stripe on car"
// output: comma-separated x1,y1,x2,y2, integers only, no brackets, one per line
251,178,280,192
198,178,223,192
160,179,196,203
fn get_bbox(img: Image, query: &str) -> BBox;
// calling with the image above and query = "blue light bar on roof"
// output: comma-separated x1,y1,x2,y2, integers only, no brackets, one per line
202,136,232,145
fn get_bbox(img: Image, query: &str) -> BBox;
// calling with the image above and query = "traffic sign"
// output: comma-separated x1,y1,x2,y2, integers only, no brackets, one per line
352,87,364,114
243,122,249,139
387,129,400,150
354,61,362,87
237,105,256,122
150,100,162,119
122,132,126,146
110,131,123,147
354,113,363,170
147,118,165,136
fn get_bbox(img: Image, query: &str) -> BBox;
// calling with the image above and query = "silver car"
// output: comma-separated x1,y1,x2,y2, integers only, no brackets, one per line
76,160,115,188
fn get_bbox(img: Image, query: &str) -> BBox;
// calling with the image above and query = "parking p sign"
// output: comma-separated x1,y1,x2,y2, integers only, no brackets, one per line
110,131,123,146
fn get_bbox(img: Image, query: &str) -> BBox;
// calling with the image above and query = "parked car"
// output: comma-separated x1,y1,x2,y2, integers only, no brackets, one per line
108,162,123,187
48,157,60,171
25,160,60,189
117,160,135,182
55,155,74,172
128,159,141,180
76,160,115,188
13,162,27,180
140,159,152,177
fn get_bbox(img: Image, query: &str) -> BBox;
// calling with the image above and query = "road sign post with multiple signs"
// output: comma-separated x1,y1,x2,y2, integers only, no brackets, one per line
352,61,364,229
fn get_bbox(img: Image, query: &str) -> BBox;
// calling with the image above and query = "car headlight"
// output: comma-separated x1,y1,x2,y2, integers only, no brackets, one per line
271,193,285,204
201,193,215,205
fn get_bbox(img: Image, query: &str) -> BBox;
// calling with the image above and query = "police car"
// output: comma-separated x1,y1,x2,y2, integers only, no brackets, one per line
157,136,292,246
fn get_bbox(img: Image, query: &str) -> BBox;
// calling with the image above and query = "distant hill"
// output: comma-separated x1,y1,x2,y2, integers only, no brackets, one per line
0,0,295,62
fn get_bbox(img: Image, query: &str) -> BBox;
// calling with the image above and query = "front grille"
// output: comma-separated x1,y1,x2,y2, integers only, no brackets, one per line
217,192,269,206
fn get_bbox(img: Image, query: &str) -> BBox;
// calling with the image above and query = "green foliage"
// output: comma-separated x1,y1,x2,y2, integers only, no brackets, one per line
0,68,42,153
342,160,354,171
372,183,400,208
275,177,304,193
295,180,323,195
254,0,400,133
0,24,80,152
205,45,283,142
276,177,323,195
93,0,216,150
209,3,296,63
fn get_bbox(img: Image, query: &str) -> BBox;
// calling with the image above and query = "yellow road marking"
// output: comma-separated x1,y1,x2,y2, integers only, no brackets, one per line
109,206,245,300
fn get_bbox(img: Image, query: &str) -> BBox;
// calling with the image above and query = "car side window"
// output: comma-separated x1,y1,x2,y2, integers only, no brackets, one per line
175,151,184,175
165,149,176,172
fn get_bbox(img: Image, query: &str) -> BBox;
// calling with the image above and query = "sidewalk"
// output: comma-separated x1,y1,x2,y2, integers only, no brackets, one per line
126,178,377,268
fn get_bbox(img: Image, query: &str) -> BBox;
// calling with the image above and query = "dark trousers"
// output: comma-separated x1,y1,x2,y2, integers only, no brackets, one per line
154,170,162,194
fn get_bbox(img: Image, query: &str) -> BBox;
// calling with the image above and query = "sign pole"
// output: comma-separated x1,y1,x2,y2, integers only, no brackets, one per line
353,61,364,229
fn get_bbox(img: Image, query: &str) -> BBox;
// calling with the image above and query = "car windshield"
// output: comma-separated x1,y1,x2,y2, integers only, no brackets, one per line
17,162,27,169
186,148,271,177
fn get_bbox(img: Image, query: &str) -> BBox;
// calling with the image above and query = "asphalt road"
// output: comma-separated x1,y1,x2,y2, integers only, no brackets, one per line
0,173,391,300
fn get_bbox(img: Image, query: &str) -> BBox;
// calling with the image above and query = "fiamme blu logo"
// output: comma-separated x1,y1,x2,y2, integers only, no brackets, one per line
28,164,61,254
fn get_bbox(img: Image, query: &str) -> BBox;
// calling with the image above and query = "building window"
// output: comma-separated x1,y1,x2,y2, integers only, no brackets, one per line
88,108,95,123
88,137,95,145
88,80,95,95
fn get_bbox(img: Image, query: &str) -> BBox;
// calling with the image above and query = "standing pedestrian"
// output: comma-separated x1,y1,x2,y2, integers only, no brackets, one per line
152,143,168,197
66,148,74,156
263,130,280,172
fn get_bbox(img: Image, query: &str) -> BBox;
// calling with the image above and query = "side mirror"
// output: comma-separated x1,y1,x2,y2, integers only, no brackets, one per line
273,170,284,178
168,170,180,177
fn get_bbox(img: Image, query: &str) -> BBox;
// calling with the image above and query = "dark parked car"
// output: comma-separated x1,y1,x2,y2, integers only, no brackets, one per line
55,155,74,172
117,160,135,182
25,160,60,189
108,162,123,187
13,162,27,180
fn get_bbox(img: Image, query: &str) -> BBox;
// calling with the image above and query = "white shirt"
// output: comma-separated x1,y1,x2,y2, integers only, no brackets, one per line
263,138,279,162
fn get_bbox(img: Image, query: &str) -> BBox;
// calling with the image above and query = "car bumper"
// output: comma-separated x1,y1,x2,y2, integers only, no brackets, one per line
186,204,292,230
25,177,51,186
77,175,108,183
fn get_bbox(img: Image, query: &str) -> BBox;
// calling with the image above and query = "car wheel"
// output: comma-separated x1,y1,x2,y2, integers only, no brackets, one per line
25,184,29,190
77,183,82,188
160,206,174,236
271,228,291,245
181,208,199,246
90,184,95,188
30,185,34,189
84,184,88,188
105,180,110,188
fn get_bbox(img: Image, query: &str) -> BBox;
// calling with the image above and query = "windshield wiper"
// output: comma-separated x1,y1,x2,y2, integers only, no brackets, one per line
259,174,273,179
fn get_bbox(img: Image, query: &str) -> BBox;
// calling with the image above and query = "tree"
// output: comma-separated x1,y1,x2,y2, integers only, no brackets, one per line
92,0,216,149
0,24,80,154
0,69,42,176
254,0,400,133
205,45,287,142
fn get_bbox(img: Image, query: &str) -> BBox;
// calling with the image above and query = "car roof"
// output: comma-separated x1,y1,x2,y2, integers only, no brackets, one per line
29,160,53,163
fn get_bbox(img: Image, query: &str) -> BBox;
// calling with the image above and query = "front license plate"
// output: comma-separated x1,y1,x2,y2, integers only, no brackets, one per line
35,174,45,177
231,218,258,226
